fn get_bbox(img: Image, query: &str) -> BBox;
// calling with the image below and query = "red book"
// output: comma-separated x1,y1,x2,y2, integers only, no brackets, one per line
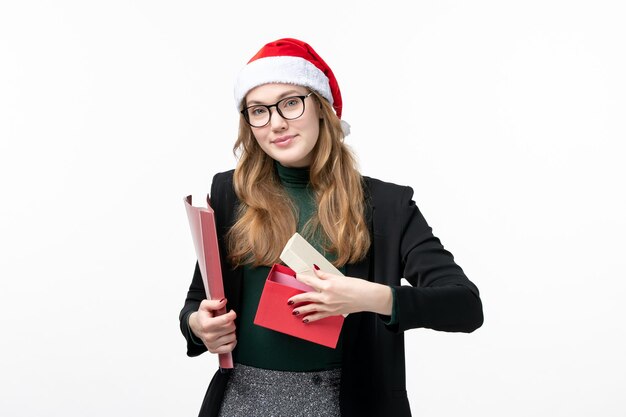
184,195,234,369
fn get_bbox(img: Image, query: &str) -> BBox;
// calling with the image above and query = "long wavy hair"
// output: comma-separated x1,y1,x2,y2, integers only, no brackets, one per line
226,91,371,268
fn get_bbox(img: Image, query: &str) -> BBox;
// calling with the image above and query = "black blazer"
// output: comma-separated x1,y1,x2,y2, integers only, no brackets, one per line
180,170,483,417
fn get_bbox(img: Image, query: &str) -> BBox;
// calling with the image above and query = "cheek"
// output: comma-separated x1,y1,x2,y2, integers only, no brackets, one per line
251,129,268,146
255,138,269,154
304,112,321,137
310,123,320,143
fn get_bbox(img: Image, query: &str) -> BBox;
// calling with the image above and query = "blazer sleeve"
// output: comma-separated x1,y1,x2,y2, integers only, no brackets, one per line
392,186,484,333
179,262,209,357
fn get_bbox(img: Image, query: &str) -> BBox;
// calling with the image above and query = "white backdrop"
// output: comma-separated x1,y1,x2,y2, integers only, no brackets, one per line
1,1,625,416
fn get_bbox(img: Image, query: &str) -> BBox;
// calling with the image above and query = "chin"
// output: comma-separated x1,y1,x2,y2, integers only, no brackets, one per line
278,161,302,168
274,154,311,168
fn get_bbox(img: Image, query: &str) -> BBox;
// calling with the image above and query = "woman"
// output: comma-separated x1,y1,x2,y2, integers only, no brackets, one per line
180,38,483,417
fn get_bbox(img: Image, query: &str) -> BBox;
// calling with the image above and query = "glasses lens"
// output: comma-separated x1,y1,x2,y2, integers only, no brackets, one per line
278,96,305,120
245,106,270,127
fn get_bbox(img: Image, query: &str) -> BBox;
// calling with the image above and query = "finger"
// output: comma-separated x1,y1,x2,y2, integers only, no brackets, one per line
209,339,238,354
301,311,333,323
287,292,322,306
203,325,237,343
198,310,237,332
205,329,237,348
294,272,322,290
297,273,330,294
214,317,237,334
219,309,237,323
211,310,237,329
199,298,227,313
292,302,331,317
313,268,337,280
213,330,237,346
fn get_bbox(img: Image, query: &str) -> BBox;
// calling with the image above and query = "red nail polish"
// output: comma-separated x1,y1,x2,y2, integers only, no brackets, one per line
303,319,309,323
287,300,294,305
313,264,320,270
219,298,225,303
292,310,300,316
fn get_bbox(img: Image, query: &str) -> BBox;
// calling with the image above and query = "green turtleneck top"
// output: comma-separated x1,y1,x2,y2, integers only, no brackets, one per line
233,163,345,371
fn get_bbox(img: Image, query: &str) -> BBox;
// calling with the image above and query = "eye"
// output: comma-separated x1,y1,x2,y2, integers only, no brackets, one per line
250,106,267,116
279,97,301,110
283,98,299,107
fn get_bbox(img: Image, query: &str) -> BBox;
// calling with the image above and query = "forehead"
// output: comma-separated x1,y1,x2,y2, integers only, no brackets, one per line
246,83,309,104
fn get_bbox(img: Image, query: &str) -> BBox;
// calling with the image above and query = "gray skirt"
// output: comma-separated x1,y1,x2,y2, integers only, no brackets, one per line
218,363,342,417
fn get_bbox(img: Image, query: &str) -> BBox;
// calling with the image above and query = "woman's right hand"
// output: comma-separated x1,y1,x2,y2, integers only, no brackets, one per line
188,298,237,354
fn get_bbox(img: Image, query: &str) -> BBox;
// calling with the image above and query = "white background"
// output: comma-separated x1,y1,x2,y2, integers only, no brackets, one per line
1,1,625,416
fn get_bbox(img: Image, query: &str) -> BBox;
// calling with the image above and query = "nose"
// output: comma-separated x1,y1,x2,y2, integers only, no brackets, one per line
268,106,288,130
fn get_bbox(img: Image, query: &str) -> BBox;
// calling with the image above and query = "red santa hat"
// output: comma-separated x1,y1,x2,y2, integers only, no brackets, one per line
234,38,350,135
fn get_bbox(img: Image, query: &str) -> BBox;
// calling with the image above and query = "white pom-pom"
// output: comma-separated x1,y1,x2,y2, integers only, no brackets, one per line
340,119,351,137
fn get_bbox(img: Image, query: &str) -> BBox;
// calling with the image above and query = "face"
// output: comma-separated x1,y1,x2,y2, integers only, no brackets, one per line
244,83,320,168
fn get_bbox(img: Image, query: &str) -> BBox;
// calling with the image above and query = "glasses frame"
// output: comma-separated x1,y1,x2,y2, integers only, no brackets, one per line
241,92,314,128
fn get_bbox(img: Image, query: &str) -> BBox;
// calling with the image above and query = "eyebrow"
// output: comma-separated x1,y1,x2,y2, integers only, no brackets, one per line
246,89,305,106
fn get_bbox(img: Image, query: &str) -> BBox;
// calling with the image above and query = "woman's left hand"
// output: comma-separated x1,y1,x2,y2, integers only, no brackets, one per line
287,269,393,323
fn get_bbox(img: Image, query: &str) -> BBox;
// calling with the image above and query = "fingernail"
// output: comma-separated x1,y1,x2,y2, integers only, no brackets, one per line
287,300,294,305
303,319,309,323
219,298,225,303
292,310,300,316
313,264,320,270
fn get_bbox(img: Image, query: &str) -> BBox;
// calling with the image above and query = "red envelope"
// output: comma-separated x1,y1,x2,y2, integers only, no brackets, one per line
253,264,344,349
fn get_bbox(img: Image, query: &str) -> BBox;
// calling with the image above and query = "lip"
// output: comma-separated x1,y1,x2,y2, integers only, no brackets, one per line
272,135,295,146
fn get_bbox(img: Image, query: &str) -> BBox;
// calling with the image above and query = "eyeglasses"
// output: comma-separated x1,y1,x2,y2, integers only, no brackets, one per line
241,92,314,128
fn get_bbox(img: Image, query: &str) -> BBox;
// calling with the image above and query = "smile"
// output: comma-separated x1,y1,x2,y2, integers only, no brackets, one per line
272,135,295,146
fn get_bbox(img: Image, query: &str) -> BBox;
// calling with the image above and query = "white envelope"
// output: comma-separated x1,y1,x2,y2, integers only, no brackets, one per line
280,232,344,277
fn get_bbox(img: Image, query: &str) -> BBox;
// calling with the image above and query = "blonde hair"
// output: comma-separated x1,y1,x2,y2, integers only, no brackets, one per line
227,92,371,267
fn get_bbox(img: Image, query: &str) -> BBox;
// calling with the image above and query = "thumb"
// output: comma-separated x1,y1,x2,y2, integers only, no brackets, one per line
200,297,227,312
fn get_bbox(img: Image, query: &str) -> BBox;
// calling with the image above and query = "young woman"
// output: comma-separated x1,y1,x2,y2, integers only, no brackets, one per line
179,38,483,417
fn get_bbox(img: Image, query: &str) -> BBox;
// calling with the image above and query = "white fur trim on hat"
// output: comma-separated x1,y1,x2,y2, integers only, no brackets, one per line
340,120,351,136
234,56,333,110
